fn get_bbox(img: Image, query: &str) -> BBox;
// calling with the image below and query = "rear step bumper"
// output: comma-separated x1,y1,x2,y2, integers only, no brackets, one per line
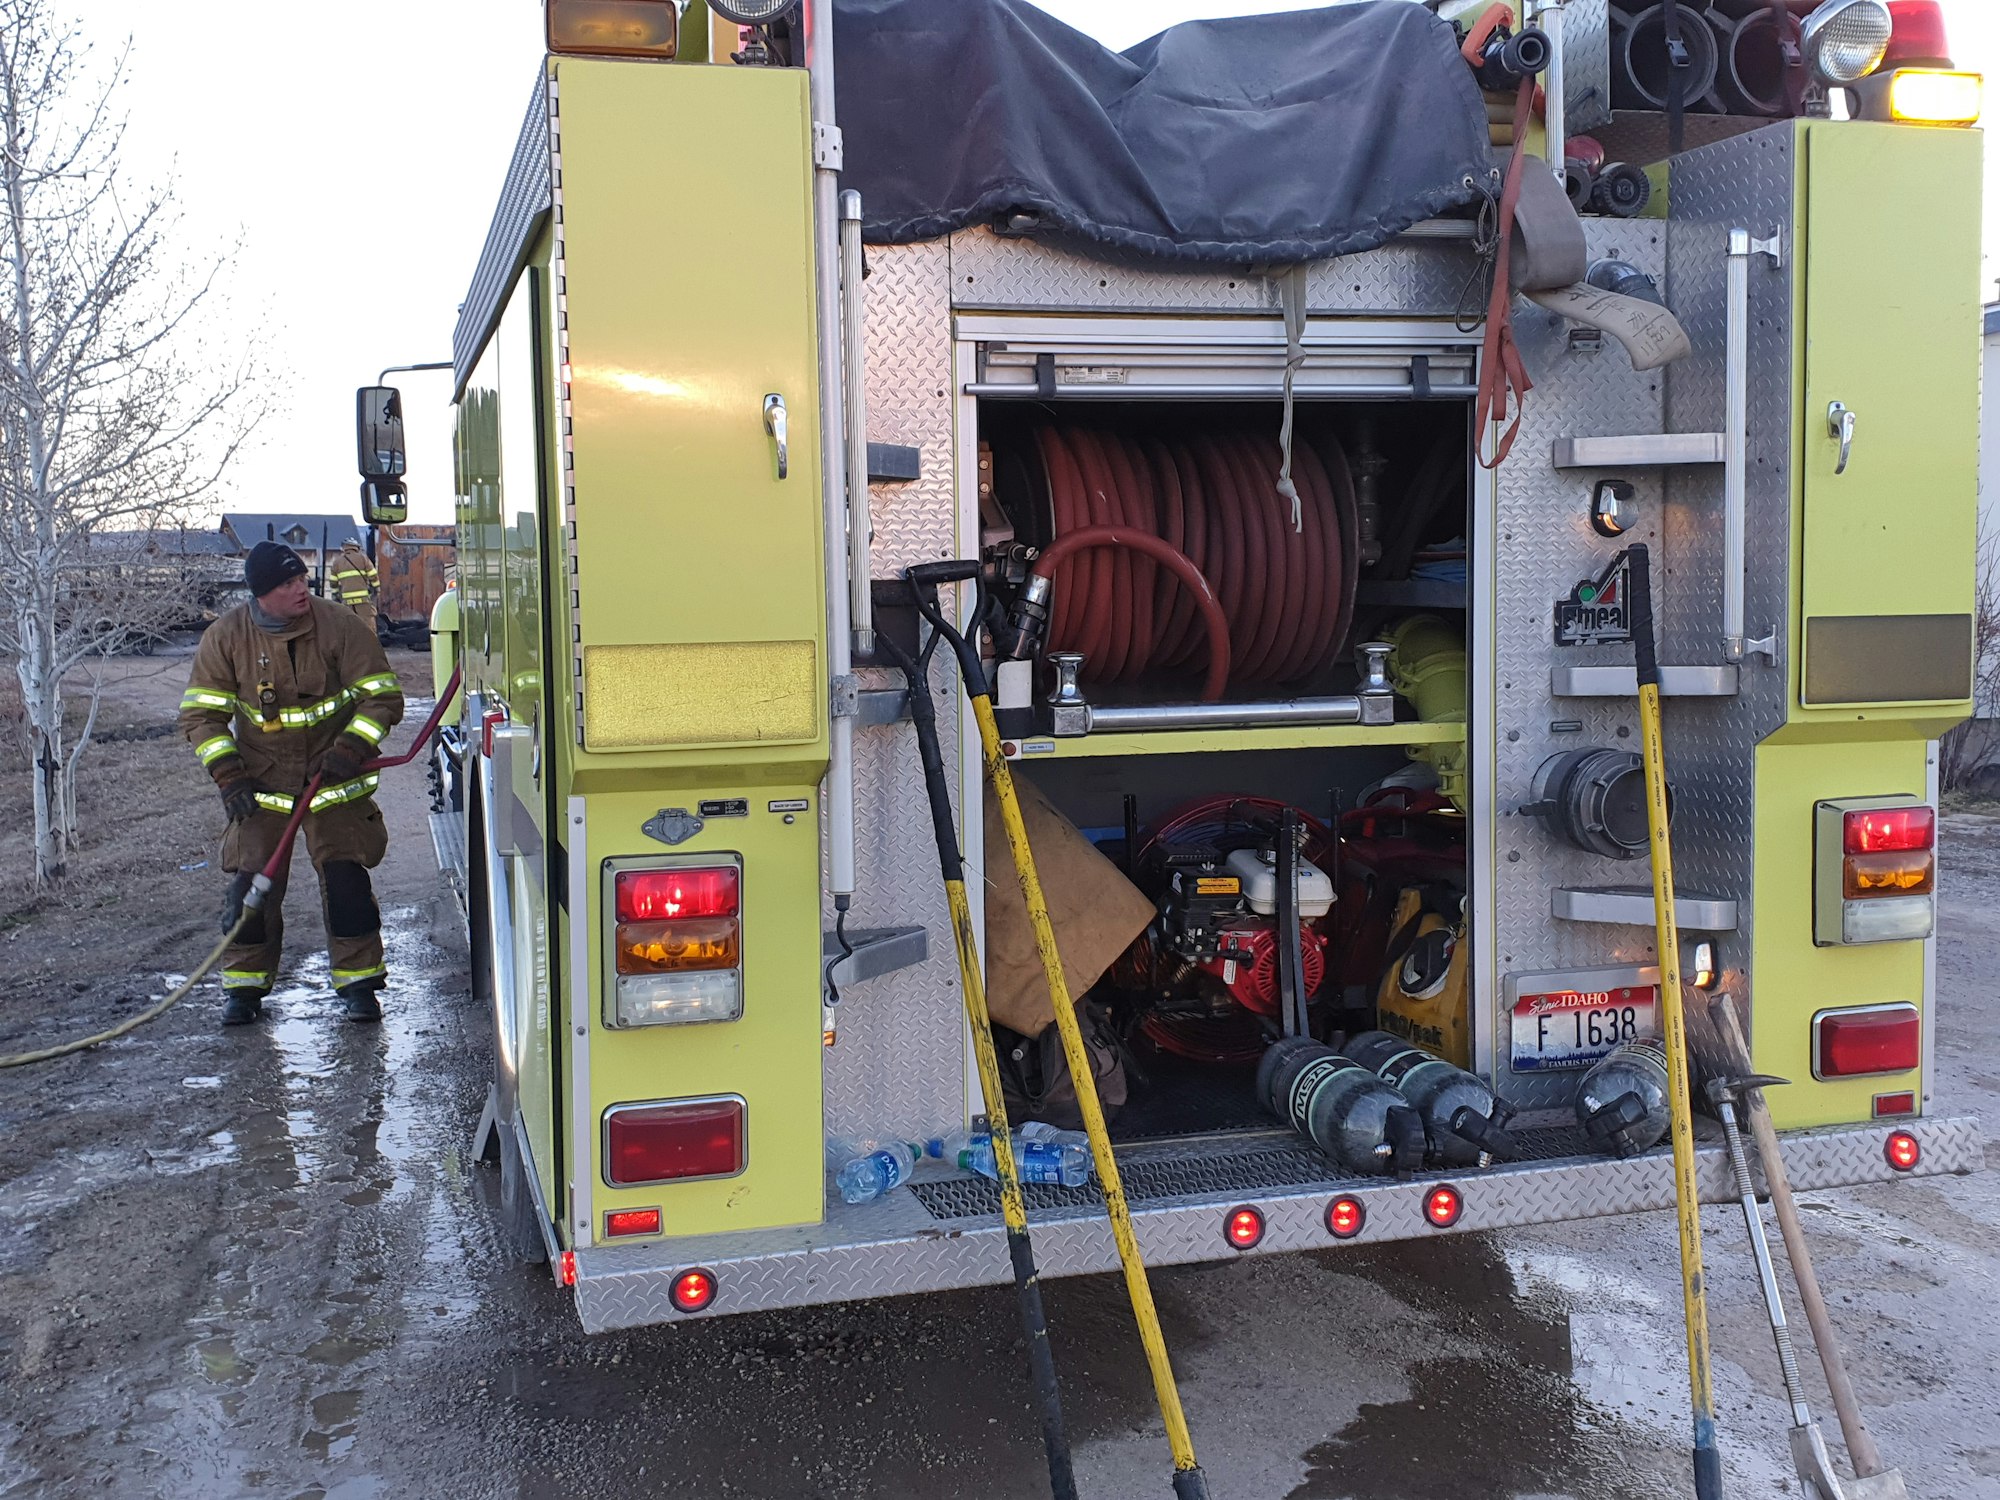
568,1116,1977,1333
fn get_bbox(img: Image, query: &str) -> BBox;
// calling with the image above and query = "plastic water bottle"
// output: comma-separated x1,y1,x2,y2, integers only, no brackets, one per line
834,1141,923,1204
929,1130,1092,1188
1017,1121,1090,1151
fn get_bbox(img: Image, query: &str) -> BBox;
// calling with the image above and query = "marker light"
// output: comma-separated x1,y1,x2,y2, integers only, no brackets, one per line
1424,1186,1464,1228
670,1268,718,1313
558,1250,578,1287
1872,1091,1917,1119
1689,941,1717,990
604,1097,745,1186
1885,1,1953,68
1814,1004,1921,1080
1326,1196,1366,1240
1225,1206,1266,1250
605,1207,663,1238
1884,1130,1921,1172
547,0,679,59
1886,69,1982,124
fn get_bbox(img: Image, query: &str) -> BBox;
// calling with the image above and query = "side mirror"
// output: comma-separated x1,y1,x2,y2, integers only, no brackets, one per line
356,385,407,480
360,477,408,526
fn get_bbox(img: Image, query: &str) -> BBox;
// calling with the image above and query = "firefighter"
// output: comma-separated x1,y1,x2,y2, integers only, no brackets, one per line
179,541,406,1026
329,536,380,633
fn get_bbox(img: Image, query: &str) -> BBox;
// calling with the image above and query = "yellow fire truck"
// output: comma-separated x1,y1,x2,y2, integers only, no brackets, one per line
358,0,1982,1333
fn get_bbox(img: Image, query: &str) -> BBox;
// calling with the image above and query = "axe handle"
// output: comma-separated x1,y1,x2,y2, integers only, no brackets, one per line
1713,995,1888,1478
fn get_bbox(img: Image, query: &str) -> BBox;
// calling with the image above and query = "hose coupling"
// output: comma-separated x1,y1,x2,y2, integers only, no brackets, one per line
994,571,1054,662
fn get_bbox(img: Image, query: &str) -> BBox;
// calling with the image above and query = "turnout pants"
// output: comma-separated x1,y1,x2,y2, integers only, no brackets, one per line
219,800,390,994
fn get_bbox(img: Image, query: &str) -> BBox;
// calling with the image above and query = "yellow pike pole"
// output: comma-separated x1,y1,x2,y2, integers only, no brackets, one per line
905,563,1211,1500
1626,543,1724,1500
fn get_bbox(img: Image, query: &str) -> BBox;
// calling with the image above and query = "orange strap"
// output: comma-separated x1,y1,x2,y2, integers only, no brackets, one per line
1475,77,1536,471
1459,3,1514,66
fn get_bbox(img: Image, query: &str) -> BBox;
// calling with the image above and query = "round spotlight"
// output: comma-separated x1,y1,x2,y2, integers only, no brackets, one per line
1883,1130,1921,1173
670,1267,718,1313
709,0,800,24
1224,1206,1266,1251
1801,0,1893,86
1424,1185,1464,1229
1325,1196,1366,1240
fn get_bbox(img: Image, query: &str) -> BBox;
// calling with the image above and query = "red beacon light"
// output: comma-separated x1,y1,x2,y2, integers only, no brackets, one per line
1224,1206,1266,1251
1424,1185,1464,1228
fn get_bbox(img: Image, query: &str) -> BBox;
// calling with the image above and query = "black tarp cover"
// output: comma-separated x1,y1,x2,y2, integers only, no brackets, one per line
835,0,1493,265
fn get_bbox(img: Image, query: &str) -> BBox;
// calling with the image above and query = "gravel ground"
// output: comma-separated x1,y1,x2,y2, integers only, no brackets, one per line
1,658,1995,1499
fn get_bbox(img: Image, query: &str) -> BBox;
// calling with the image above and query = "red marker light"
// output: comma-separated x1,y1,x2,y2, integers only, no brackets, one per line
1325,1196,1366,1240
1424,1186,1463,1228
1843,806,1935,855
615,866,739,922
605,1207,663,1238
1224,1206,1265,1250
670,1267,718,1313
1872,1091,1917,1119
558,1250,578,1287
1884,1131,1921,1172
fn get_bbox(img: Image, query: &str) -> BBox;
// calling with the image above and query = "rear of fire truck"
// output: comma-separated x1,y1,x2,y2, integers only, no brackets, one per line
397,0,1983,1332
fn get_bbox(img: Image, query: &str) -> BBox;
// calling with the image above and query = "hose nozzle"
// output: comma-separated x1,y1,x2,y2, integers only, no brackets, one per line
242,872,275,913
1474,23,1551,90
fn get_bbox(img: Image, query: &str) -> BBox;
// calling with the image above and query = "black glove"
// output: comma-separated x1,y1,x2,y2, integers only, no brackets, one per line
212,759,260,823
318,733,372,787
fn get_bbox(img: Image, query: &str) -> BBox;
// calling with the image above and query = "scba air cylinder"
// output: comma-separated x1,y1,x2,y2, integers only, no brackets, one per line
1257,1037,1425,1176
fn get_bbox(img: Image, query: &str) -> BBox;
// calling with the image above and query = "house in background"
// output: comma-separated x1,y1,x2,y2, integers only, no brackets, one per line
218,513,364,580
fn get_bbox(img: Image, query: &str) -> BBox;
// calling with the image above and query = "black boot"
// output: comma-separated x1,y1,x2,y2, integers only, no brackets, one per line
221,988,266,1026
337,981,383,1024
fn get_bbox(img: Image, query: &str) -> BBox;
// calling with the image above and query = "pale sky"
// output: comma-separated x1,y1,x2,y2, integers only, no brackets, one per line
77,0,2000,526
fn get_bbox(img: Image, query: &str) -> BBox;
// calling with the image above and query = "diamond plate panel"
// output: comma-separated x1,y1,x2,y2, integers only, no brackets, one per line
819,239,970,1145
1661,124,1798,1080
1560,0,1614,135
948,227,1479,318
570,1116,1979,1330
1491,219,1673,1110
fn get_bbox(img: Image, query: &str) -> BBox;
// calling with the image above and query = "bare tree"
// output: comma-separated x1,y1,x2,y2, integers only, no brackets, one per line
1941,536,2000,796
0,0,263,888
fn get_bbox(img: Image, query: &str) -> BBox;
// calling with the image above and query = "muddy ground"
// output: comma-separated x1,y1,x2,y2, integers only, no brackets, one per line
2,654,1997,1499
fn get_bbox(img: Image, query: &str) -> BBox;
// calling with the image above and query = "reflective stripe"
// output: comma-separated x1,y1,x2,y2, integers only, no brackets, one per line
241,688,362,731
196,735,238,766
347,714,387,745
221,970,272,986
337,591,372,603
181,688,233,711
252,774,380,815
331,965,388,985
350,673,399,696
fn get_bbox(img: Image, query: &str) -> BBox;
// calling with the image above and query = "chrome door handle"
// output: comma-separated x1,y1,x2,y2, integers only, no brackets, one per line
1827,401,1855,476
763,392,789,480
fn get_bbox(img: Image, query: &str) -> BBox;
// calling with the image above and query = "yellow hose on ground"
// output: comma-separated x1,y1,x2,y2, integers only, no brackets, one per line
0,912,249,1069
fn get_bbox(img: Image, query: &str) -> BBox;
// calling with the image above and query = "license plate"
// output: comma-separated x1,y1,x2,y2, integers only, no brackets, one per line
1511,986,1658,1072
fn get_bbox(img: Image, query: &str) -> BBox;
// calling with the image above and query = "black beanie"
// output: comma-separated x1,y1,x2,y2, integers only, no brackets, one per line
245,541,308,598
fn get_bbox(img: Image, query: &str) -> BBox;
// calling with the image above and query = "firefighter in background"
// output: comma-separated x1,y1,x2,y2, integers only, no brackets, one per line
179,542,405,1025
329,536,380,633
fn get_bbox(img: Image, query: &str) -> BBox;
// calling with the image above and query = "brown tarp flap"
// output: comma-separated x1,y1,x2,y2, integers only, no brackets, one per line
981,774,1155,1037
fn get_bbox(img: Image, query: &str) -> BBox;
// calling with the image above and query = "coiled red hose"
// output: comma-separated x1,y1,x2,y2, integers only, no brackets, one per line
1027,424,1356,695
1030,526,1232,703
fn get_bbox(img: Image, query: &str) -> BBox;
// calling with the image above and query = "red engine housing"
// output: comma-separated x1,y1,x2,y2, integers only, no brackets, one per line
1199,925,1328,1017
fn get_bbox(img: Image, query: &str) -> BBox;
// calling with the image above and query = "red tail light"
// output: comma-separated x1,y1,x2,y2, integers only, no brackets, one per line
1884,1130,1921,1171
1424,1186,1463,1228
1224,1206,1265,1250
670,1268,718,1313
558,1250,578,1287
1325,1196,1366,1240
1843,806,1935,855
605,1207,663,1238
1813,1004,1920,1079
1886,1,1951,67
616,866,739,921
604,1097,745,1186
